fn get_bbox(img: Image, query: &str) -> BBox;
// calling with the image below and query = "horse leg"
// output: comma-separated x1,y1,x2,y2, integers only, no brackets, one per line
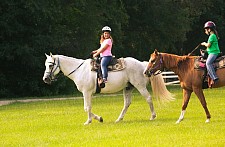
137,87,156,120
115,86,134,123
83,92,92,125
83,91,103,125
91,113,103,123
176,89,192,124
193,88,211,123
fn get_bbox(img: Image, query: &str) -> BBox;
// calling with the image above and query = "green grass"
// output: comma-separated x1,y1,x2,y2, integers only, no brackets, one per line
0,87,225,146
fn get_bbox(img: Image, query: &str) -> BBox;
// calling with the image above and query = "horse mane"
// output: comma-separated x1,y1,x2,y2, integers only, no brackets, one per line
53,55,85,63
162,53,194,74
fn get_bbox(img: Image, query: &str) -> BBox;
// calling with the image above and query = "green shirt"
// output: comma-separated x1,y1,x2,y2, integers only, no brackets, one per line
206,33,220,55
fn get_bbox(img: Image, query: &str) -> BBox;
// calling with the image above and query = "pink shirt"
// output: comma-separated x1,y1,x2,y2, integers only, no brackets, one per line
100,39,112,57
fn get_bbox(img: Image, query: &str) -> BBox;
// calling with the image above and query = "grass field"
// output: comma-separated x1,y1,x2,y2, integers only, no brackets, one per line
0,86,225,146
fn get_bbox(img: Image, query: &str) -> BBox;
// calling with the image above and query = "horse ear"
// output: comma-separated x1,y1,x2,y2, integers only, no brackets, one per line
154,49,158,55
50,52,53,57
45,53,49,57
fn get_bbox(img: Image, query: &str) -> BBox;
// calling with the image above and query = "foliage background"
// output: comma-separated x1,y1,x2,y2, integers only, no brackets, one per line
1,0,225,98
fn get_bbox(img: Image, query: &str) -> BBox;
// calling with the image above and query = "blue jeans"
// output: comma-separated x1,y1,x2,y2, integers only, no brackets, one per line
206,54,218,80
101,56,112,79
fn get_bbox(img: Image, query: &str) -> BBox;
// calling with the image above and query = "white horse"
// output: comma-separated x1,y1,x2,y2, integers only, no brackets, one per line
43,53,174,125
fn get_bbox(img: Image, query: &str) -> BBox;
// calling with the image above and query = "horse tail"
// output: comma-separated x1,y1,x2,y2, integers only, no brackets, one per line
149,73,175,103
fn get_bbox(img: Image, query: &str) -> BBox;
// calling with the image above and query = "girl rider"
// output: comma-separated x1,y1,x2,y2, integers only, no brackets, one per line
201,21,220,84
92,26,113,83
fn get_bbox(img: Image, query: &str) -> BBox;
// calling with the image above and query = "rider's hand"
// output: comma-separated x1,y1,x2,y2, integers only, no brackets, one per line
93,53,98,58
201,42,206,46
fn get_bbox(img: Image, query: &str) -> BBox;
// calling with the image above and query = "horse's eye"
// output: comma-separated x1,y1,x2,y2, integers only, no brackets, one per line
49,65,53,68
151,59,155,63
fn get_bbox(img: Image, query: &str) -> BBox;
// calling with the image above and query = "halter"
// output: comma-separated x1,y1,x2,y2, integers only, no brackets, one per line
149,53,163,76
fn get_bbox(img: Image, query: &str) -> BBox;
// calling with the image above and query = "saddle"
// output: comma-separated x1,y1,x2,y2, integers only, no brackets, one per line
194,55,225,70
90,57,126,93
90,57,126,72
194,55,225,88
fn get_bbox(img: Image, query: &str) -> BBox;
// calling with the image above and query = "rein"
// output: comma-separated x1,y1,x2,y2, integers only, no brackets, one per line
67,53,93,76
188,44,201,56
67,61,85,76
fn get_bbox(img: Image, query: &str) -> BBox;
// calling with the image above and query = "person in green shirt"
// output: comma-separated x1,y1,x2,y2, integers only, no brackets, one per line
201,21,220,84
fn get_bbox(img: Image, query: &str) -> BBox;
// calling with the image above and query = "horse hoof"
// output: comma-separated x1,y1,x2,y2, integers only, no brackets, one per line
176,120,181,124
84,120,92,125
205,119,210,123
99,117,103,123
115,118,122,123
150,115,156,120
84,122,89,125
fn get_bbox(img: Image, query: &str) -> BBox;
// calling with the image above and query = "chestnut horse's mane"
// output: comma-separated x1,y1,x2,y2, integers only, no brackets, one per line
161,53,195,74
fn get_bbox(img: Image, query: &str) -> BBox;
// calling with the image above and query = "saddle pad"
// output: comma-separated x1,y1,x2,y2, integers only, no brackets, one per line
194,56,225,70
90,58,126,72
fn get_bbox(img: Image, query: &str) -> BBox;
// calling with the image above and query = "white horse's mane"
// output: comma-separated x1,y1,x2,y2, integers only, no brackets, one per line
53,55,84,61
52,55,86,65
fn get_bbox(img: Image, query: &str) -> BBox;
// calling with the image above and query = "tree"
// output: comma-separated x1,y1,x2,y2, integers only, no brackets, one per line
1,0,225,98
183,0,225,55
0,0,128,98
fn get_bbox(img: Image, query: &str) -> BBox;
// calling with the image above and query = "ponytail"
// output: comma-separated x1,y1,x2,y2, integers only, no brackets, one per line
213,29,219,40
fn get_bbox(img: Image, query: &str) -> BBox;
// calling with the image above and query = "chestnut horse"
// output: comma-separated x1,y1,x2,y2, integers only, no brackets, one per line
144,50,225,123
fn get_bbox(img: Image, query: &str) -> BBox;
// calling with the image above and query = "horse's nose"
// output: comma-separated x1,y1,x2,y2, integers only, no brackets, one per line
143,70,147,75
143,69,149,75
43,76,50,84
43,77,48,83
143,70,148,76
143,69,151,77
144,70,147,75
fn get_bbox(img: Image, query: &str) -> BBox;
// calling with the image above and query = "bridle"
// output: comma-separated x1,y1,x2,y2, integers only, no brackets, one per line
148,53,163,76
45,57,61,82
45,56,85,83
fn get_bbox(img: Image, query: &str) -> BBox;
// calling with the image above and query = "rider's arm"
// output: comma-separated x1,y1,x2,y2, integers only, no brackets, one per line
93,44,109,57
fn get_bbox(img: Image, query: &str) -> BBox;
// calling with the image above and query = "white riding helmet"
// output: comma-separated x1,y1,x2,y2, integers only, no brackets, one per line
102,26,111,32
